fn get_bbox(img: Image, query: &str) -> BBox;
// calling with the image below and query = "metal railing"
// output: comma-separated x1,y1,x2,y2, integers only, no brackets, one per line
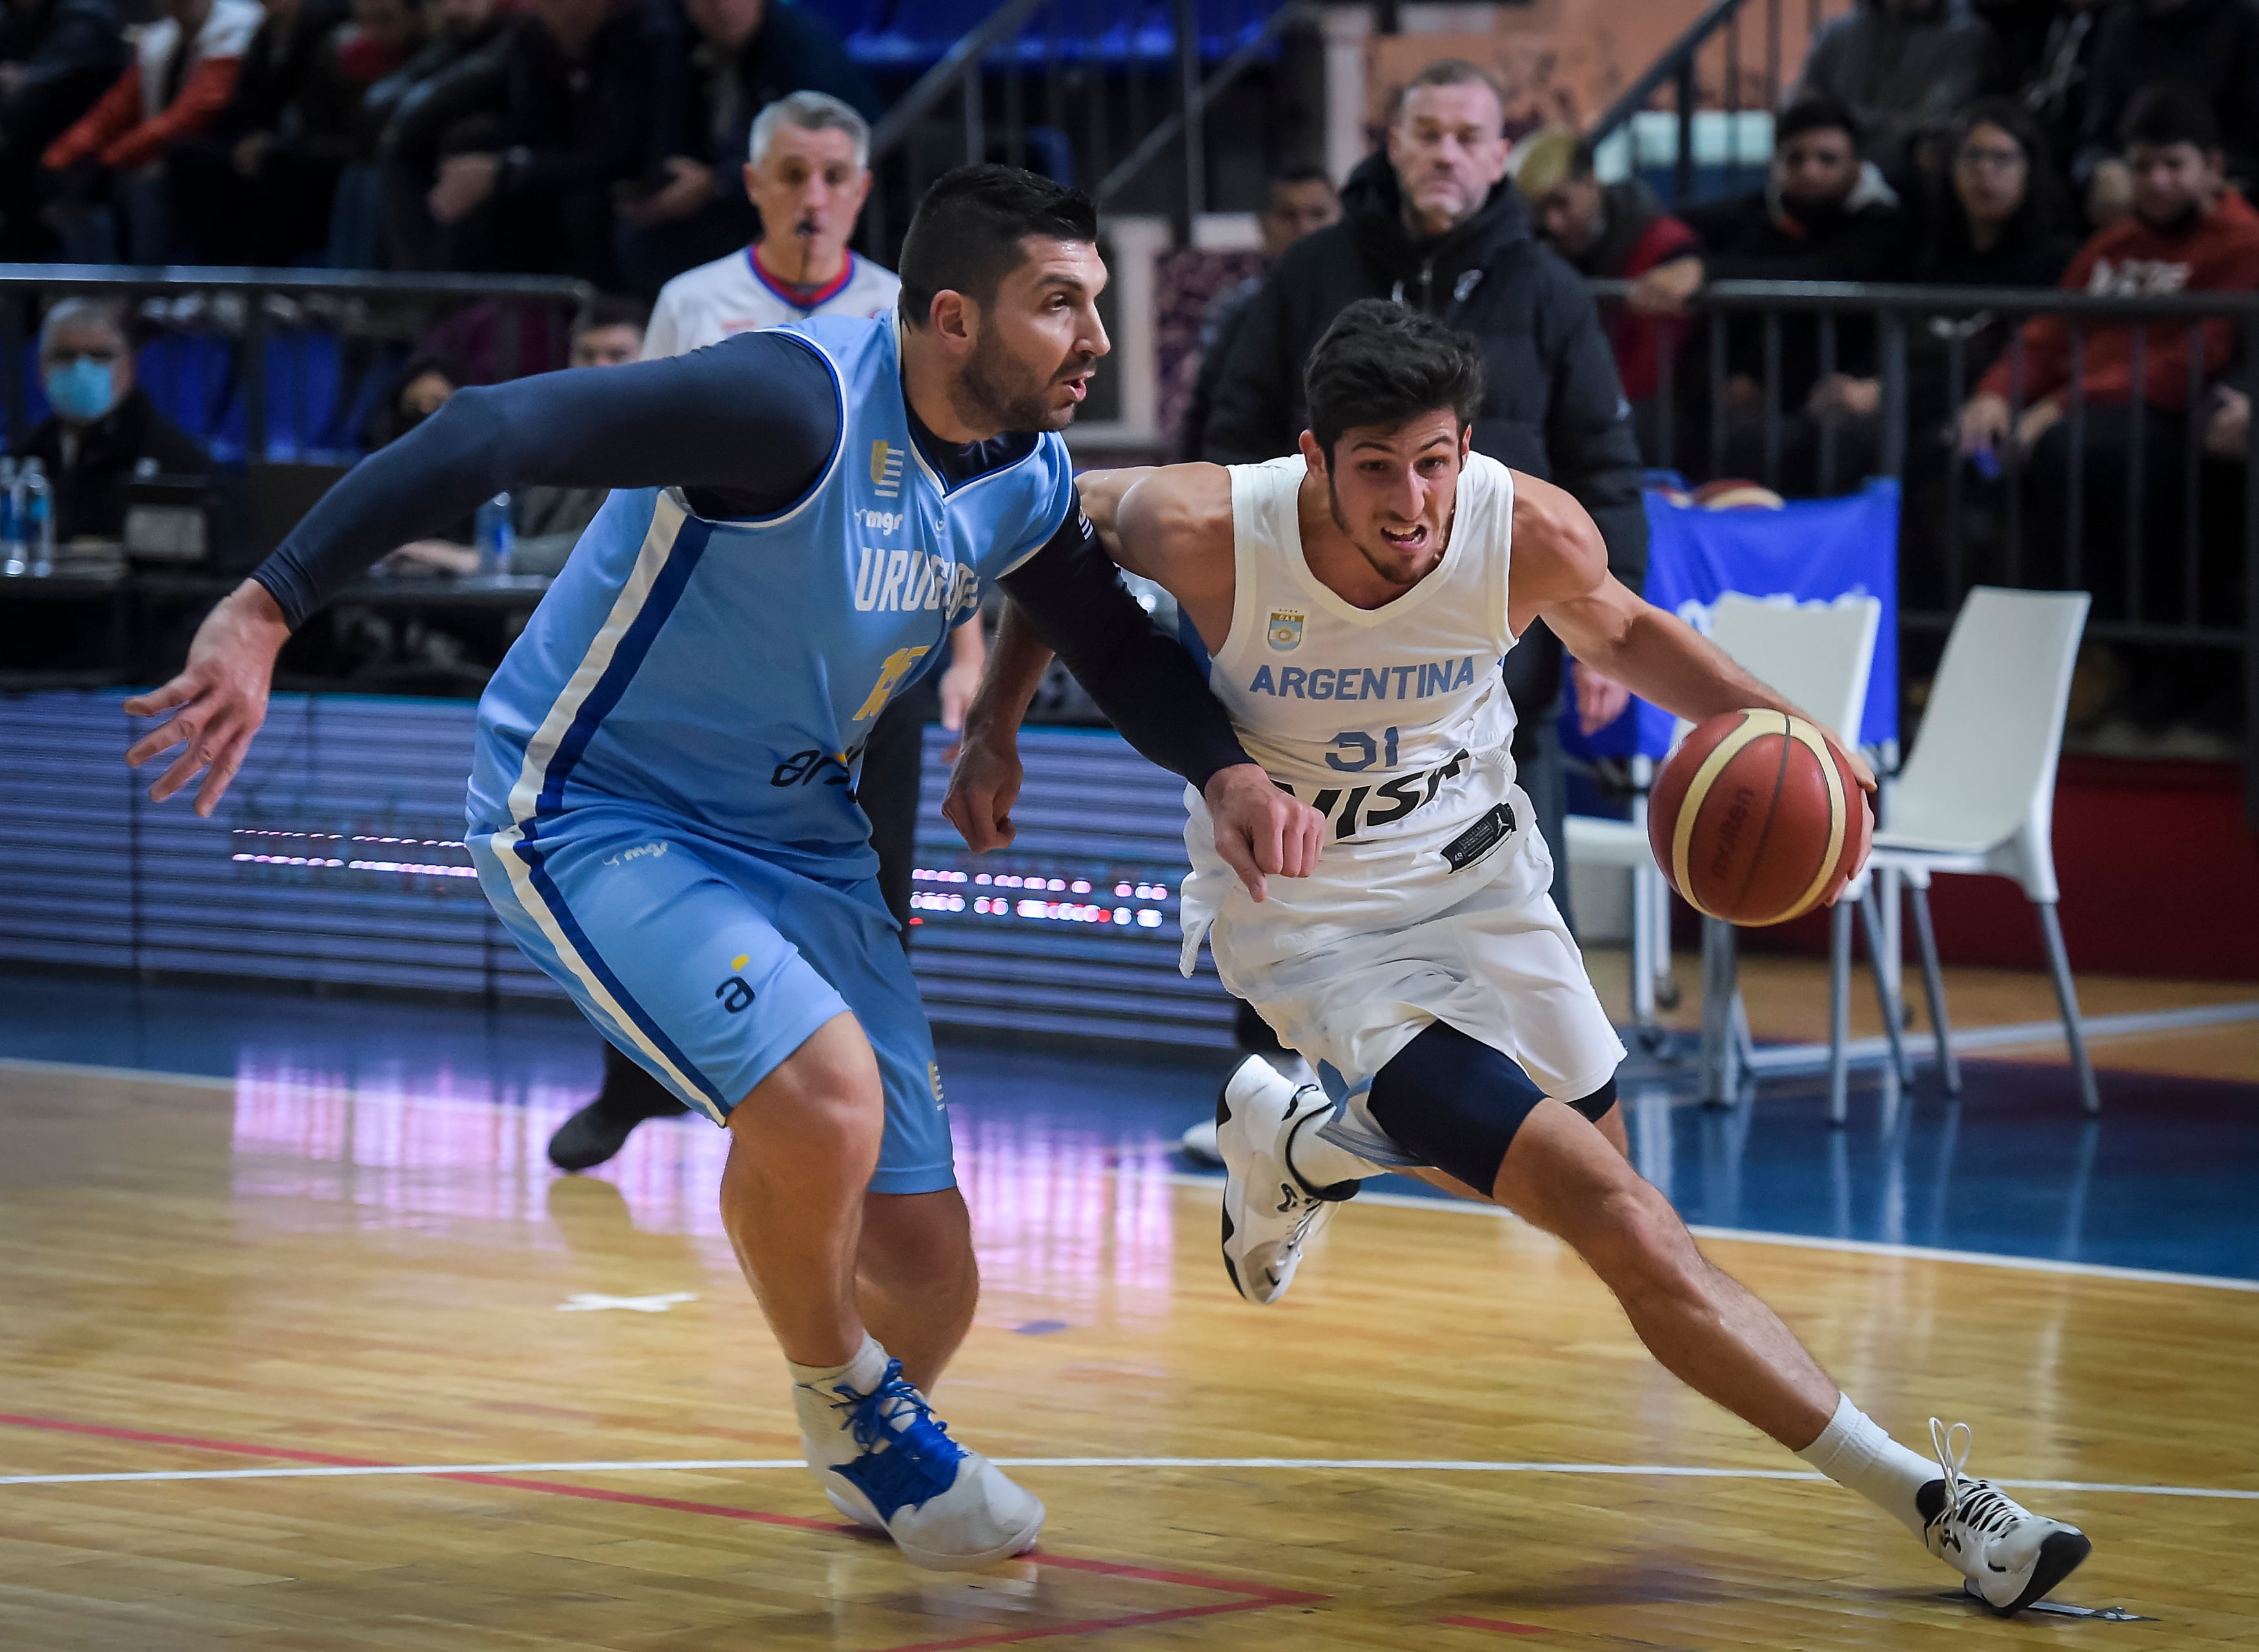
858,0,1304,250
1592,275,2259,814
0,266,593,459
1588,0,1850,203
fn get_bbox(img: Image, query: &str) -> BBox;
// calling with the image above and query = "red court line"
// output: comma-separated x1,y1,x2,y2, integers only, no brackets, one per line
1437,1614,1551,1635
0,1411,1329,1647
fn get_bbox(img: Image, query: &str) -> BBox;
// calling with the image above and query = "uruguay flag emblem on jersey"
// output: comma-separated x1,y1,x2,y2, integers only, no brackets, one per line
1267,609,1304,651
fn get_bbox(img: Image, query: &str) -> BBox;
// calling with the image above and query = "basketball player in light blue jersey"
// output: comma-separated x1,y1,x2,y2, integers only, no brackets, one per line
121,167,1324,1573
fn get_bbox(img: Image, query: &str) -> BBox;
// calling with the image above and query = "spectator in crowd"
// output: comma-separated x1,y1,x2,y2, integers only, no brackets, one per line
1792,0,1996,179
511,296,645,574
11,298,208,541
2078,0,2259,216
1981,0,2105,180
381,0,655,281
1639,94,1904,489
642,90,894,356
1175,160,1338,462
616,0,876,291
0,0,126,257
165,0,381,266
1958,86,2259,612
1514,125,1697,459
38,0,261,261
1202,57,1649,932
344,0,500,264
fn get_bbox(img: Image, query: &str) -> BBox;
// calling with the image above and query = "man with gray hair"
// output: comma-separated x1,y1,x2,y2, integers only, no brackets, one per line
642,90,898,356
12,296,207,543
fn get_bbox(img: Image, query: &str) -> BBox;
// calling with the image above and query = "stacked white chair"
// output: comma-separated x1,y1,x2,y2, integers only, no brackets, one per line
1857,586,2097,1116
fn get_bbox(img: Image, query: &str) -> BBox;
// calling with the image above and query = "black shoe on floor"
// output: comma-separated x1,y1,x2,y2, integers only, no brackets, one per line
547,1085,691,1173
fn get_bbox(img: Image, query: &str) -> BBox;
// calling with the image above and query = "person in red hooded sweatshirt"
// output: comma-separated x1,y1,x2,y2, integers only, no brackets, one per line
1955,84,2259,617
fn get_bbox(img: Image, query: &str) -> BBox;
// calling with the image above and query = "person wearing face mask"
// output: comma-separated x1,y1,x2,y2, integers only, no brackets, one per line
1200,57,1648,938
10,298,208,543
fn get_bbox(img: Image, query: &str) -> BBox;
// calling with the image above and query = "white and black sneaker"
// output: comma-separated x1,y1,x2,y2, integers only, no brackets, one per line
1215,1054,1357,1305
1920,1418,2092,1615
796,1358,1044,1571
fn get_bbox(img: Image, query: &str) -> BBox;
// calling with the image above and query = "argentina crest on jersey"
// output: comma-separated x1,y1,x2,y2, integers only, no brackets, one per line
1267,608,1305,650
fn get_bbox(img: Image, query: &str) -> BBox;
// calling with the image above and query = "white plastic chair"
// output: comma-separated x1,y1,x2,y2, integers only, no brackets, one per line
1694,595,1909,1119
1861,586,2097,1114
1565,773,1673,1026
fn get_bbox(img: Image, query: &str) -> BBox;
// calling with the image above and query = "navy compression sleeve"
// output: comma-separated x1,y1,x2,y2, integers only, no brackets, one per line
252,332,841,628
997,502,1253,791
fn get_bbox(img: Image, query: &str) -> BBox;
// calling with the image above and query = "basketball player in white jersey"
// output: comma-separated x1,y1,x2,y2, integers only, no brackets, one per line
946,300,2094,1615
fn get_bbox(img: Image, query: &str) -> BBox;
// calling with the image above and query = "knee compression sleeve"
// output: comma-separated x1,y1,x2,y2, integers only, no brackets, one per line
1364,1021,1548,1195
1568,1074,1618,1123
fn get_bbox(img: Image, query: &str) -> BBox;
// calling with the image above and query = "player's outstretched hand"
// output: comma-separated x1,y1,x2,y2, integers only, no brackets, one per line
942,725,1024,852
122,579,292,816
1204,763,1321,903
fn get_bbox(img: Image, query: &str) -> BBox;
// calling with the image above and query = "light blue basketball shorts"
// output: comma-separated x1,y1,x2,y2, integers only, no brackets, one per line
467,801,954,1194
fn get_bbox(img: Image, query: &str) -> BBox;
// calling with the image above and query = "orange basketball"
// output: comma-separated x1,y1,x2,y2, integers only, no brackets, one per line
1647,709,1872,926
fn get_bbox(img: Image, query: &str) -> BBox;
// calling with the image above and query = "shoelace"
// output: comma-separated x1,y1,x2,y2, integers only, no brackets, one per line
1928,1417,2021,1538
831,1358,955,1455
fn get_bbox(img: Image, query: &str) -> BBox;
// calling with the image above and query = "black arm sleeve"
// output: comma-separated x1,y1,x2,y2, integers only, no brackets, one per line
252,331,841,627
997,503,1253,791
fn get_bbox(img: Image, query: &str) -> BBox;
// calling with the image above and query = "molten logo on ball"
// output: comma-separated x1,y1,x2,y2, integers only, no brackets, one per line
1648,709,1873,926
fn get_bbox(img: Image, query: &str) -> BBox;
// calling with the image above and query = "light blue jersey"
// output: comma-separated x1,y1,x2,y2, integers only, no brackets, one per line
466,316,1076,872
459,316,1073,1176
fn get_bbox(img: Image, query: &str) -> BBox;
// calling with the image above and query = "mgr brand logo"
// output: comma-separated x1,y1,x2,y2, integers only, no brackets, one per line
870,439,904,499
1266,609,1305,651
856,507,904,534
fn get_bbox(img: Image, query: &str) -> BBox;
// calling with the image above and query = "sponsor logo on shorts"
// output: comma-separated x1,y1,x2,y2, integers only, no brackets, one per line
1440,800,1518,872
601,840,669,868
715,951,755,1013
1266,609,1304,651
928,1061,946,1109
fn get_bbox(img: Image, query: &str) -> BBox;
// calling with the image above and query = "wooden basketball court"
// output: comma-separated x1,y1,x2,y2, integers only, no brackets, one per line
3,966,2256,1649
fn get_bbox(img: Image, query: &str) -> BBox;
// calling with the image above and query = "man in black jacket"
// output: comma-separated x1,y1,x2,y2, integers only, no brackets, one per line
384,0,655,281
616,0,878,292
2077,0,2259,214
0,0,124,256
1201,57,1648,932
13,297,210,541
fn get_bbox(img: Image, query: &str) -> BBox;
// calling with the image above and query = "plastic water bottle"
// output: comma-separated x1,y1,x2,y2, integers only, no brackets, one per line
21,458,50,577
0,457,20,577
475,492,512,576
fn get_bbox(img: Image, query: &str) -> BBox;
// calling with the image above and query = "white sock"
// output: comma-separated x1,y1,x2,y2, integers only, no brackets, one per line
1796,1393,1943,1536
1286,1108,1387,1190
789,1334,890,1462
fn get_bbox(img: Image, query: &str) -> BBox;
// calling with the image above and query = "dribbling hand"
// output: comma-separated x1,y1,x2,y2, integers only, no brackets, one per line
942,727,1024,852
122,579,292,816
1204,763,1322,903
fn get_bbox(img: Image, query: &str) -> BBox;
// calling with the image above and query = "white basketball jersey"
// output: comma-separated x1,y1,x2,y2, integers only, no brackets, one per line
1180,452,1541,971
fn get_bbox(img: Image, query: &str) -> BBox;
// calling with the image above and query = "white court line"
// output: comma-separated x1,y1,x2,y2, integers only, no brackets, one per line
1,1457,2253,1501
9,1056,2259,1294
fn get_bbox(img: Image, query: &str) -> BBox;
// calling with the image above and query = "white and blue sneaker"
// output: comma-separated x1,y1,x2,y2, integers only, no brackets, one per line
796,1357,1044,1571
1215,1054,1357,1305
1921,1418,2092,1615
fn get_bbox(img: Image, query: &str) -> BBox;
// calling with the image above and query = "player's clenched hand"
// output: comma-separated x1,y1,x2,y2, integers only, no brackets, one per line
123,579,292,816
942,727,1024,852
1204,762,1321,903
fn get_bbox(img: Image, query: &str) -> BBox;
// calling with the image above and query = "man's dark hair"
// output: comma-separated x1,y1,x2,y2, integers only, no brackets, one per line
1776,93,1859,150
1304,299,1486,457
2121,83,2222,154
1271,160,1334,190
897,165,1099,327
573,294,649,337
